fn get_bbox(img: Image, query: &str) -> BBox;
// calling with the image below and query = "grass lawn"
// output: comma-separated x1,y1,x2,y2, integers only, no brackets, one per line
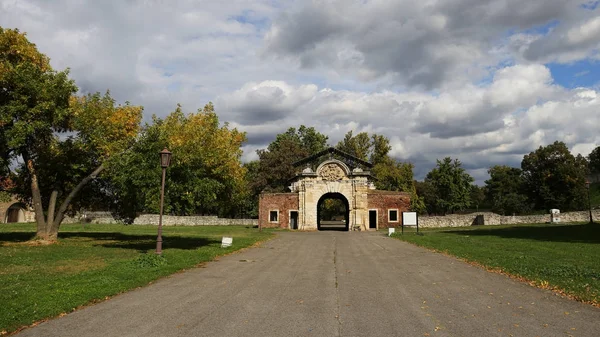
0,223,273,334
392,223,600,306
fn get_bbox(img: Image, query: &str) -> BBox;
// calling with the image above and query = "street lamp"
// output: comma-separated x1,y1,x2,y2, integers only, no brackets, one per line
156,148,172,255
585,178,594,224
585,178,594,225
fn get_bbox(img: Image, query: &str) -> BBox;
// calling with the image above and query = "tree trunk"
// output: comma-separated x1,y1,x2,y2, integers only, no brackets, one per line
45,190,59,240
48,163,105,237
26,158,48,239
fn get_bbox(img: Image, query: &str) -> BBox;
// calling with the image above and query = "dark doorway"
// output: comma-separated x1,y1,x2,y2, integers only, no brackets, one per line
369,210,377,229
290,211,299,230
317,193,350,231
6,204,25,223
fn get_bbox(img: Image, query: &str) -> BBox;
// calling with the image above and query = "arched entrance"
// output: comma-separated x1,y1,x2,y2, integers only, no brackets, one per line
317,193,350,231
5,203,26,223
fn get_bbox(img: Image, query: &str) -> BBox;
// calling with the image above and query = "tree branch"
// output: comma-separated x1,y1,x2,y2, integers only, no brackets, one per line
47,190,58,229
50,163,105,234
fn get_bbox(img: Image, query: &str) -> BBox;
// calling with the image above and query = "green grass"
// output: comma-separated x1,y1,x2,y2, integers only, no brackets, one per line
0,223,273,334
392,223,600,306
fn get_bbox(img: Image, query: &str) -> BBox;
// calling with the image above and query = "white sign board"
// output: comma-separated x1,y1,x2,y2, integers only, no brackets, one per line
221,236,233,248
402,212,418,226
388,228,395,236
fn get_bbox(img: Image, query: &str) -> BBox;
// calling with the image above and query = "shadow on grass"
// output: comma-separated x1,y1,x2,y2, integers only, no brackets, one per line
443,223,600,244
0,231,219,252
0,231,35,243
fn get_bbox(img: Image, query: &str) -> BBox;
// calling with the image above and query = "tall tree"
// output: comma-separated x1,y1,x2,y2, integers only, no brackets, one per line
484,165,530,215
108,103,247,221
372,158,414,192
521,141,588,211
336,131,369,161
415,180,438,215
254,126,328,193
589,146,600,175
1,28,143,240
335,131,392,163
425,157,474,214
370,134,392,165
470,184,486,212
337,131,424,212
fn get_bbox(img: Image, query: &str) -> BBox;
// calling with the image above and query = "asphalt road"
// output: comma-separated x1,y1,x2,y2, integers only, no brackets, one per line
17,231,600,337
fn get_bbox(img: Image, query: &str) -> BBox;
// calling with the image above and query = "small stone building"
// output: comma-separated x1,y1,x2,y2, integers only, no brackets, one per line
259,147,410,231
0,198,35,224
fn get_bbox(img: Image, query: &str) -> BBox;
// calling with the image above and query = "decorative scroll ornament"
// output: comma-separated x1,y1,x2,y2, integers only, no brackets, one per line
319,163,345,181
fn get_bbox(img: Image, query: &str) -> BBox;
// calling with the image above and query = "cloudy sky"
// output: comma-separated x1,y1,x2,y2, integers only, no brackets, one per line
2,0,600,183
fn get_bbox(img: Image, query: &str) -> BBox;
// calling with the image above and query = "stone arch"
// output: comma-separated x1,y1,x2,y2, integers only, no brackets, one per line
5,202,27,223
317,192,350,231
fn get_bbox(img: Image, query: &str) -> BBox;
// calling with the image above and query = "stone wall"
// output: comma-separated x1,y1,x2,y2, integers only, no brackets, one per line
367,191,411,229
133,215,257,226
418,210,600,228
258,193,299,229
62,211,257,226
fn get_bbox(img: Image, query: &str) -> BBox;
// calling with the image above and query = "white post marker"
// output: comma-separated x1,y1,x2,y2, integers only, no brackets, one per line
388,228,395,236
221,236,233,248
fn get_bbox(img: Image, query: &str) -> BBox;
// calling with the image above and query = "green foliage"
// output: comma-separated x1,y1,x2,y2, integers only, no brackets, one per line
241,161,260,218
337,131,422,212
415,180,436,215
335,131,392,165
107,103,247,221
0,223,273,333
589,146,600,174
372,158,414,192
370,134,392,166
484,165,530,215
319,198,346,220
589,182,600,209
521,141,588,211
425,157,474,214
1,28,143,238
1,27,77,162
409,191,427,214
0,190,10,202
336,131,371,161
469,185,486,211
254,126,329,193
393,223,600,306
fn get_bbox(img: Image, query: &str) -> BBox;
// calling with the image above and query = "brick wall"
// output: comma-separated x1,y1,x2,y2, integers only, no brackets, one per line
367,191,411,229
259,193,299,229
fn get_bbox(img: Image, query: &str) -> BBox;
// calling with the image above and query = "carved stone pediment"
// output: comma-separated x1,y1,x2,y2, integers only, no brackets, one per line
319,163,345,181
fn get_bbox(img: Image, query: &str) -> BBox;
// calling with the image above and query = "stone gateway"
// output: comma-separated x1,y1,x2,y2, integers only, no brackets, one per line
259,147,410,231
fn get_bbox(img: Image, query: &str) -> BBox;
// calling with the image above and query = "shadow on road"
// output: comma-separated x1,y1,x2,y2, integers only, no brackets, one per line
443,223,600,244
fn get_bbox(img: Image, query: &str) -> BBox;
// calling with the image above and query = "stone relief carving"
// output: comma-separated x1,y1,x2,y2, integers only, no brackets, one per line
319,163,345,181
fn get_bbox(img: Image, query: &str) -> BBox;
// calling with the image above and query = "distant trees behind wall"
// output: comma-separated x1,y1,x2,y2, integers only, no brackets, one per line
418,141,598,216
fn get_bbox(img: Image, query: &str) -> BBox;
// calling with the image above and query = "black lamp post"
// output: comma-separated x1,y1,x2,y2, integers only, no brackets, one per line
156,148,172,255
585,179,594,225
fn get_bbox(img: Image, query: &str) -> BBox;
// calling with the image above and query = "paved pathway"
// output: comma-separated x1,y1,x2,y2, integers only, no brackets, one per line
17,232,600,337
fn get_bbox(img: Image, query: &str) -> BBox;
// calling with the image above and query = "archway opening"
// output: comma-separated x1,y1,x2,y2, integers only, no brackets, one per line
5,203,26,223
317,193,349,231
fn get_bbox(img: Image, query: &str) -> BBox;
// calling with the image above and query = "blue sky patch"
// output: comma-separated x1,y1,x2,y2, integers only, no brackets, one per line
548,60,600,88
